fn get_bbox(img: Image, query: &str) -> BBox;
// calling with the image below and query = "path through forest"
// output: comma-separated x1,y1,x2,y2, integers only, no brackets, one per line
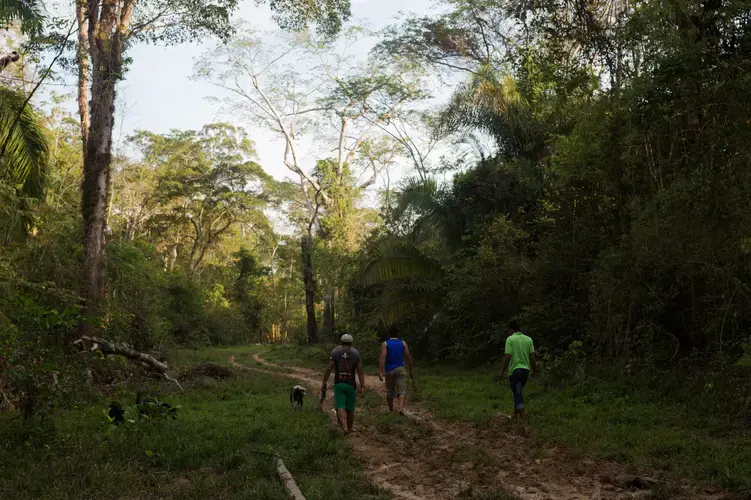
229,354,734,500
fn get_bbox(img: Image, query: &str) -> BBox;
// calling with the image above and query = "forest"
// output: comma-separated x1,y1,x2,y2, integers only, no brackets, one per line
2,0,751,499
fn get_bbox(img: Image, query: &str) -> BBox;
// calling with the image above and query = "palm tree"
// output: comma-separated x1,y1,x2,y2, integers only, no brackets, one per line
361,236,444,287
436,68,552,160
359,177,455,324
436,61,589,163
359,235,444,325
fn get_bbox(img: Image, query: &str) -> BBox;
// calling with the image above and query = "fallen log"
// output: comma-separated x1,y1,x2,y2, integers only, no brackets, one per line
73,335,183,391
275,456,306,500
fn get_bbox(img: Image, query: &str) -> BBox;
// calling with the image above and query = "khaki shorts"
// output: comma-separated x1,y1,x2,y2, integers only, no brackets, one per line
385,367,407,399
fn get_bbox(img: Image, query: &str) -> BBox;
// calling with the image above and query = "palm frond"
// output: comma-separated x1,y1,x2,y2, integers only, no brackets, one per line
369,287,439,326
361,238,444,286
0,87,49,199
436,70,539,156
393,177,462,248
0,0,39,19
0,0,42,31
393,176,442,220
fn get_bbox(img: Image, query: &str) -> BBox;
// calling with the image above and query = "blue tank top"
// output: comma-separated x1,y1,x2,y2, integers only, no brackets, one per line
385,339,405,372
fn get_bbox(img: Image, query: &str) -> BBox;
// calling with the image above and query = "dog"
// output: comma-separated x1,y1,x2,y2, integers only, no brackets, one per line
107,402,125,424
290,385,307,410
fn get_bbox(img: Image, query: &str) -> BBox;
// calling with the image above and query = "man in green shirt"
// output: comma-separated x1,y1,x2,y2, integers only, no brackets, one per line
500,320,538,424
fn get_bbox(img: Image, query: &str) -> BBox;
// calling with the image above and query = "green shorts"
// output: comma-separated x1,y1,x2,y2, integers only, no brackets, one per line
334,383,356,412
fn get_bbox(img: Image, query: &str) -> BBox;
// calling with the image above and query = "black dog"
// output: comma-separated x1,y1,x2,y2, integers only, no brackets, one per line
108,402,125,424
136,392,178,420
290,385,307,410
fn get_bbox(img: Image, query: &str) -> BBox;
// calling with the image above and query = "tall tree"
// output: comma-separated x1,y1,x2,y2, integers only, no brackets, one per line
125,124,272,273
74,0,352,334
197,26,427,341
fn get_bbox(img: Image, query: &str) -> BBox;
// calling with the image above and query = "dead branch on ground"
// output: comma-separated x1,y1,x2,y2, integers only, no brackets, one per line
73,335,183,391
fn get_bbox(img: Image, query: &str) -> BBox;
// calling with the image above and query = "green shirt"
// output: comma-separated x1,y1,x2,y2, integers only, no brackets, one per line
505,331,535,373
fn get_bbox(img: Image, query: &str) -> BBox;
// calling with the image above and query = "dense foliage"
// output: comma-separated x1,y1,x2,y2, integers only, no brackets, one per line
357,0,751,373
2,0,751,435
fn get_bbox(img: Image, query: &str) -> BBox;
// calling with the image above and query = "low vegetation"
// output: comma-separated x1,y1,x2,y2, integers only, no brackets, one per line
0,367,386,500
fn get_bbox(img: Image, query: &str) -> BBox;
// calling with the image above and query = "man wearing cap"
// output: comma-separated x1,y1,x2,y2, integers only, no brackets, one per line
322,334,365,434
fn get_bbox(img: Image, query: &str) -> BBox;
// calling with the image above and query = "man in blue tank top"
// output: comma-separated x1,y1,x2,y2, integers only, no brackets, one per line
378,325,413,414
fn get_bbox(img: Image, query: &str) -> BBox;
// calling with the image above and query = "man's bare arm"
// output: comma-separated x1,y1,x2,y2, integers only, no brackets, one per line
530,352,539,373
378,342,387,379
322,360,334,389
403,341,413,372
500,354,511,376
357,359,365,393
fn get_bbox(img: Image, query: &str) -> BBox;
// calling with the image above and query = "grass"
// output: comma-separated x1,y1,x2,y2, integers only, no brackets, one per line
417,367,751,492
0,366,387,500
253,344,751,493
170,345,258,370
252,343,332,370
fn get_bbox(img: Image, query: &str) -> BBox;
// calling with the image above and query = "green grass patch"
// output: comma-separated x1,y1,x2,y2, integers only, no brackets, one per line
0,366,387,500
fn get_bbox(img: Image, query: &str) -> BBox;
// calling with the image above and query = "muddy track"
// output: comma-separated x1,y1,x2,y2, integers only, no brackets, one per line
229,354,734,500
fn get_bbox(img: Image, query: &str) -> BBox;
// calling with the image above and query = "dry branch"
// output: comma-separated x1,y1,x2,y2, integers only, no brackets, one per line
73,335,183,391
275,456,306,500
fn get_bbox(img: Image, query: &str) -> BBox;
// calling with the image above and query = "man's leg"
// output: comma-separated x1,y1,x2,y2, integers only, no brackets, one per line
395,368,407,413
385,371,395,411
509,371,521,419
333,384,349,433
346,385,356,432
397,394,406,413
509,369,529,425
336,408,348,432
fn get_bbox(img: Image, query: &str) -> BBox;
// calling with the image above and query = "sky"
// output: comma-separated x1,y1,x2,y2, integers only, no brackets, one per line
96,0,449,186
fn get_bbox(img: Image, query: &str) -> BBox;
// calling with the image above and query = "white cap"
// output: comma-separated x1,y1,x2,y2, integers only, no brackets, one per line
340,334,353,344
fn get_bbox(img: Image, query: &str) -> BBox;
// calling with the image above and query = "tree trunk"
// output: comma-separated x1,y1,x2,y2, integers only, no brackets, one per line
323,287,335,340
81,62,118,331
75,0,90,148
78,0,135,333
301,234,318,344
167,244,178,271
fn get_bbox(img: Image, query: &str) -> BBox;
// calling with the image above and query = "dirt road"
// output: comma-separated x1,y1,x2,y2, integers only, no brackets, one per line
229,354,733,500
